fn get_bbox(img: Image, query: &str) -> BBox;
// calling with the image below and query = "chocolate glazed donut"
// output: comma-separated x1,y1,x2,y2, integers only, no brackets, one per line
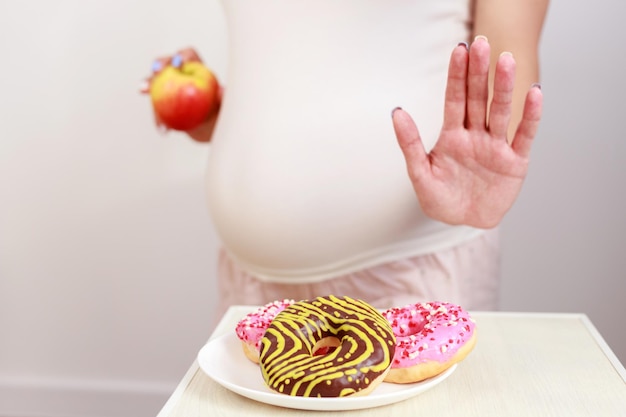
259,295,396,397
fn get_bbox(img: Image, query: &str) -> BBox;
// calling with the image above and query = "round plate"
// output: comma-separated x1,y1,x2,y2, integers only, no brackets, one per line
197,333,457,411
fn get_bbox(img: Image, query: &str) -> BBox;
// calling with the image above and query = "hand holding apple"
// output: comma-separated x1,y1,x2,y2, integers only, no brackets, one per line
149,59,220,132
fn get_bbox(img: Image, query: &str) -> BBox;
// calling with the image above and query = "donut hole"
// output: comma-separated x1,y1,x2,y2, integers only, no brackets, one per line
407,323,425,336
401,319,426,337
312,336,340,356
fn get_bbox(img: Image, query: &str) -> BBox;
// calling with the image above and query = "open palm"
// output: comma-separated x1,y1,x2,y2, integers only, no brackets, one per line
392,37,543,229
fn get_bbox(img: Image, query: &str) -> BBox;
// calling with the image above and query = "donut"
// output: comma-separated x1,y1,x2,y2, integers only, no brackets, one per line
258,295,396,397
235,299,295,364
382,301,477,384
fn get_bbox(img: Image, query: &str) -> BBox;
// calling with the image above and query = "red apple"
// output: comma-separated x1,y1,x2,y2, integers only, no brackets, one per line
150,62,219,131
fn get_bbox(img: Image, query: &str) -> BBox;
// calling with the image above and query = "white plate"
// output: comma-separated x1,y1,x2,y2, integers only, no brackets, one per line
197,332,457,411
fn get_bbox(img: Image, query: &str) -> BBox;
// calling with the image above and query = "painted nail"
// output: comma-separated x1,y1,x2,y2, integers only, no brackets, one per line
457,41,469,50
151,60,163,73
171,54,183,68
391,106,402,118
531,83,542,90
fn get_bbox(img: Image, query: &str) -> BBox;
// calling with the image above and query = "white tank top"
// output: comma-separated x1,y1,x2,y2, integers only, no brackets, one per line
206,0,482,283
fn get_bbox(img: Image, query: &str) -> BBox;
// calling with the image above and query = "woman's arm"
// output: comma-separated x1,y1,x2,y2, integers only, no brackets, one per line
472,0,549,140
391,0,549,228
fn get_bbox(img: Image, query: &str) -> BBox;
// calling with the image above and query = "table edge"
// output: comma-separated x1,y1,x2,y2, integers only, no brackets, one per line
156,360,201,417
157,307,626,416
579,314,626,381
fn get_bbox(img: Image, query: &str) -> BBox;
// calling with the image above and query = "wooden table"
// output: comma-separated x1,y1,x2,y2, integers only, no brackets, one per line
157,307,626,417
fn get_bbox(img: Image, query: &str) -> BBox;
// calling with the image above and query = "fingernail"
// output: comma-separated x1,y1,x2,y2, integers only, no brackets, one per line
391,106,402,118
171,54,183,68
151,60,163,73
474,35,488,43
500,51,513,58
531,82,542,90
457,41,469,50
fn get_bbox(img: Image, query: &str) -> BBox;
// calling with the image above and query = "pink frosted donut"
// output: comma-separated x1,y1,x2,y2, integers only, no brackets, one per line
381,301,477,383
235,299,295,363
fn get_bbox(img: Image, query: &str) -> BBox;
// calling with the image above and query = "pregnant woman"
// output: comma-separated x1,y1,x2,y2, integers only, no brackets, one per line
142,0,549,320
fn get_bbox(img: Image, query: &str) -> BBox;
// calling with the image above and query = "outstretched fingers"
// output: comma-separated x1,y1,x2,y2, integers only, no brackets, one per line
392,108,431,185
466,36,491,130
442,43,470,130
487,52,516,139
511,84,543,158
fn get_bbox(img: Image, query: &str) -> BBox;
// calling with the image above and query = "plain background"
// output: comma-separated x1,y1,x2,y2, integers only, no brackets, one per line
1,0,625,416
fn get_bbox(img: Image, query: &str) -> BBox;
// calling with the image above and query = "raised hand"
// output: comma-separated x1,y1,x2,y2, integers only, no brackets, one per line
392,36,543,229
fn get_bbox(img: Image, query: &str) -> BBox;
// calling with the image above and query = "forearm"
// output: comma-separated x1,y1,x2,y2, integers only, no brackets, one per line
472,0,549,140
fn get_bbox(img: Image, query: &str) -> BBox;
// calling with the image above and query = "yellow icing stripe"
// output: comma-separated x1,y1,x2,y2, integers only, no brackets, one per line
259,295,396,397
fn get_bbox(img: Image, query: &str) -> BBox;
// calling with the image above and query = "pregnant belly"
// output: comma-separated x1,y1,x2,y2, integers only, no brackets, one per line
205,102,427,278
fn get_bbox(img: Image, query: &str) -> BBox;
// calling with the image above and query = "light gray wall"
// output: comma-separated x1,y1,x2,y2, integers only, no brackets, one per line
0,1,226,415
0,1,624,416
500,0,626,361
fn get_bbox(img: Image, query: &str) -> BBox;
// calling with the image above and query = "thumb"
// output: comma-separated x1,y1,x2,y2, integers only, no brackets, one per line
392,107,429,183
